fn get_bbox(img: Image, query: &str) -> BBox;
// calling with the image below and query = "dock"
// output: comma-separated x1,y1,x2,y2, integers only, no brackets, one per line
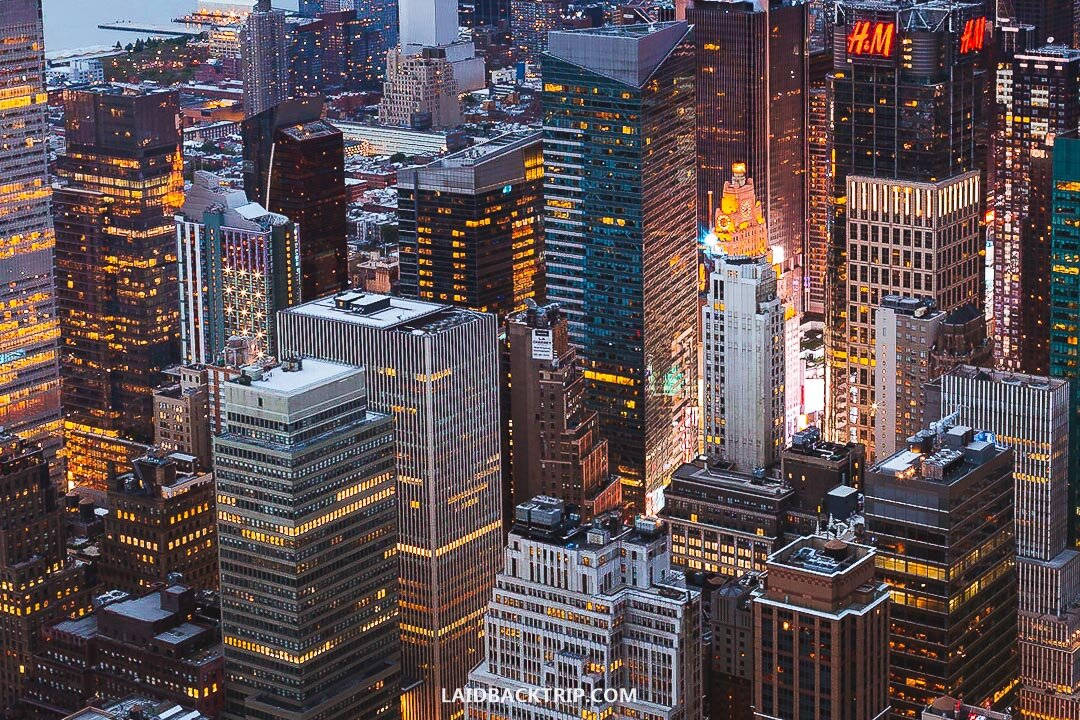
96,21,203,38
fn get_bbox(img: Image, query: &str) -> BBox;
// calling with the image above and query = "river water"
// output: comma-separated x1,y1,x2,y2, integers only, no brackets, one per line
41,0,299,55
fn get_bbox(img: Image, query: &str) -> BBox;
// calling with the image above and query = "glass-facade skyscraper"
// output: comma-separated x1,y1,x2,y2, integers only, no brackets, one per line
54,87,184,491
0,0,62,475
825,0,984,451
690,0,807,308
542,22,699,512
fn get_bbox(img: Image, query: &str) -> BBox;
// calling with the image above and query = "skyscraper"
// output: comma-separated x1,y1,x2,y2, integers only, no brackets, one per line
277,292,503,720
397,131,544,317
506,302,621,516
542,23,699,511
751,535,890,720
866,423,1016,717
690,0,807,307
993,45,1080,374
0,0,62,472
176,171,301,364
1049,133,1080,548
0,430,87,712
242,98,348,300
465,497,703,720
874,296,990,458
929,366,1080,719
826,0,985,450
215,357,399,720
702,255,785,471
153,365,213,469
54,87,184,491
241,0,289,117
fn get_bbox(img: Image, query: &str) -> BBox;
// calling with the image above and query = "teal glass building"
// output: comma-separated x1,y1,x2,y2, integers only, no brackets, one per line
541,23,699,512
1050,134,1080,546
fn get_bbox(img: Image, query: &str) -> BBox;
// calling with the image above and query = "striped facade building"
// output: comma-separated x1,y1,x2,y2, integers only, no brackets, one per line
931,366,1080,719
278,291,503,720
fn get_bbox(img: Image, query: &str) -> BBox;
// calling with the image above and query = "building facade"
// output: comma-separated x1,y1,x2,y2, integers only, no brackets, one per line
277,293,503,720
703,255,785,471
0,0,62,473
780,426,864,514
542,23,699,511
240,0,290,116
866,424,1016,718
214,358,399,720
752,535,890,720
1050,134,1080,553
465,497,703,720
507,302,621,516
874,296,990,458
153,365,212,469
398,131,544,317
690,0,807,308
99,451,217,593
930,367,1080,719
176,171,300,364
993,45,1080,374
0,431,87,712
54,87,184,491
826,0,985,450
663,457,795,577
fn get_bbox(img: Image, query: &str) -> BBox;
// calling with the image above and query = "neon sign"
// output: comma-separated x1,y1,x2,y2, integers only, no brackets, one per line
846,20,896,59
959,16,987,54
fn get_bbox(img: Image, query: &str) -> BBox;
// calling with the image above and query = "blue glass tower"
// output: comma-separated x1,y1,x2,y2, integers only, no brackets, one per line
541,23,699,512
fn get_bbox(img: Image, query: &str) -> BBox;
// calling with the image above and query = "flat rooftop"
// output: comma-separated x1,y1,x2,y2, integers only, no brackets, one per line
232,358,360,397
872,425,1007,484
769,535,874,578
669,458,792,498
284,291,481,335
946,365,1068,391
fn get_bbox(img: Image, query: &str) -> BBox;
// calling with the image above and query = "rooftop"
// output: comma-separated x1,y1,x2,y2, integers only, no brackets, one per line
279,119,340,142
946,365,1068,391
872,425,1007,484
669,457,792,498
284,291,482,335
546,21,690,88
511,495,666,550
785,426,863,463
770,536,870,577
229,357,361,397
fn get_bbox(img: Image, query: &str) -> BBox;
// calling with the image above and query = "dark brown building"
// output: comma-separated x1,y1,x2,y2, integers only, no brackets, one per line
781,426,865,514
752,535,890,720
693,572,757,720
0,431,88,713
397,130,544,319
867,424,1016,718
663,457,795,577
507,302,621,517
690,0,807,307
241,97,347,300
98,451,217,593
22,585,223,719
54,86,184,491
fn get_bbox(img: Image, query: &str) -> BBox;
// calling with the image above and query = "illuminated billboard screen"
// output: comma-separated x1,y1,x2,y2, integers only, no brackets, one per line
846,20,896,60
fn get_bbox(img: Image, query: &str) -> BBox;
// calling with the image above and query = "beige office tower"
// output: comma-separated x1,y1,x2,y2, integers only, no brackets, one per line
465,496,703,720
278,292,502,720
874,296,990,458
931,366,1080,720
215,357,400,720
837,172,982,456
